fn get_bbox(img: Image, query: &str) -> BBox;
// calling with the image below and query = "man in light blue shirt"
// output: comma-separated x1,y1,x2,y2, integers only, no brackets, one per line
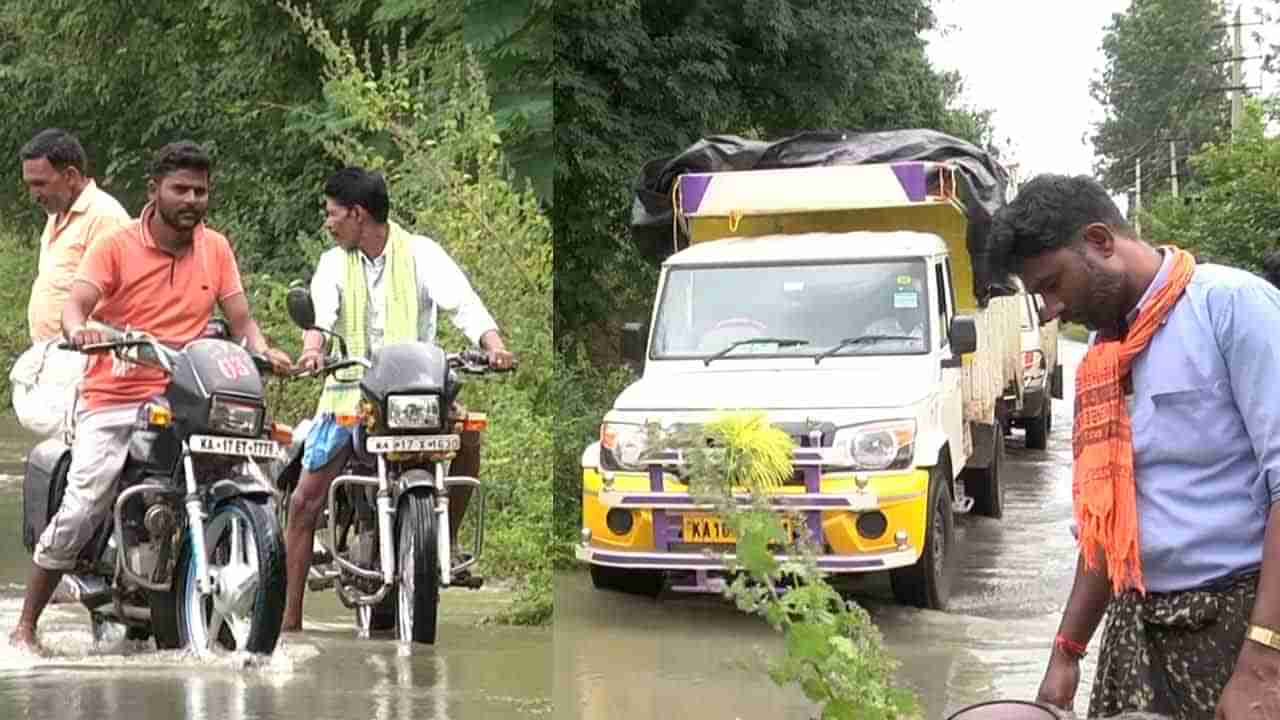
990,174,1280,720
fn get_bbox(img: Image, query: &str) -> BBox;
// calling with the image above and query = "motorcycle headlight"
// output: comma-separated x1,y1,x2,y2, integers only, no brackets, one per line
600,422,649,471
387,394,441,430
209,396,264,437
833,420,915,471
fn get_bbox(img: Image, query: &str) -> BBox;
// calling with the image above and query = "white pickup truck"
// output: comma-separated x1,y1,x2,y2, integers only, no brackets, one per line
577,159,1031,611
1008,283,1064,449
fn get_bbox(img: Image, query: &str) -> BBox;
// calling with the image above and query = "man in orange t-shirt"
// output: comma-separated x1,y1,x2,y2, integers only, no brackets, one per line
8,141,292,653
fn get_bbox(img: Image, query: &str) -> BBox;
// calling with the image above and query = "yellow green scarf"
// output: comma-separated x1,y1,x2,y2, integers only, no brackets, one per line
317,221,419,420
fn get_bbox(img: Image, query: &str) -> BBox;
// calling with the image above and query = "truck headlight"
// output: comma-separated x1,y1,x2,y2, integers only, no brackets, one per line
209,396,263,437
833,420,915,471
387,395,442,430
600,422,648,471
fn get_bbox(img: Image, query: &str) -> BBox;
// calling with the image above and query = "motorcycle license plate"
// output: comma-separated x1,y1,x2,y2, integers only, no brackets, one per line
366,434,460,453
189,434,282,459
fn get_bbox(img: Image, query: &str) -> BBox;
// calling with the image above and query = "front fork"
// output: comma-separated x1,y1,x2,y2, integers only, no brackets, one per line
378,458,451,589
375,456,397,587
375,456,451,587
436,462,451,587
332,456,462,603
182,448,214,596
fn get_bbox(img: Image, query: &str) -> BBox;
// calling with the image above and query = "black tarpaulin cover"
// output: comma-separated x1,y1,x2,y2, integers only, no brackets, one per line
630,129,1012,301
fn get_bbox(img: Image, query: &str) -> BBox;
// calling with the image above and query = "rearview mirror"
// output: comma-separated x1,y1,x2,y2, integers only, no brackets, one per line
621,321,647,373
949,315,978,355
286,285,317,330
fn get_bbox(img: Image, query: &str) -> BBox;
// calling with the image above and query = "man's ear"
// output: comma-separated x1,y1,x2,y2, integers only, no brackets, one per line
146,177,157,202
1081,222,1116,259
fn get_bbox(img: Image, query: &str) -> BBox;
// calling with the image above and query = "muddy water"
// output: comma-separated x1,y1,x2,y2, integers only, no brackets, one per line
0,419,550,719
555,340,1095,719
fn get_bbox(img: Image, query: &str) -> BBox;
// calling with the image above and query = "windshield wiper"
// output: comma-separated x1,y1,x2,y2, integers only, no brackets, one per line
813,334,919,365
703,337,809,366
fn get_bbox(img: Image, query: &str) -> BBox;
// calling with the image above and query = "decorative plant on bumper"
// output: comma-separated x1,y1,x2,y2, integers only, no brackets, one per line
654,412,921,720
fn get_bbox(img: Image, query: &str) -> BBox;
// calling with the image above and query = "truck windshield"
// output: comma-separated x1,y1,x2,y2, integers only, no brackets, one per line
651,259,931,360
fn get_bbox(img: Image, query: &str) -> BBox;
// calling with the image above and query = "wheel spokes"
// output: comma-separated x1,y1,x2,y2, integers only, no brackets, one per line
195,508,263,653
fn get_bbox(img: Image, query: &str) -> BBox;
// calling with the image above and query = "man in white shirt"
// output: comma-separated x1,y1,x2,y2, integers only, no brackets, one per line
282,167,514,632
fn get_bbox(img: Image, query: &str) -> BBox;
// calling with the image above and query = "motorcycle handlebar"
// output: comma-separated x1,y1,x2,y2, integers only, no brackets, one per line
449,349,517,374
288,357,371,380
58,339,152,354
286,349,515,379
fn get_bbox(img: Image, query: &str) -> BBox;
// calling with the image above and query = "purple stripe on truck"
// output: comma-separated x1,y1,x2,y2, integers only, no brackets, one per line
890,162,927,202
679,174,712,214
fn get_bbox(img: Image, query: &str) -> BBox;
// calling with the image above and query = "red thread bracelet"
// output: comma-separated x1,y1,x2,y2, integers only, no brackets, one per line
1055,634,1087,659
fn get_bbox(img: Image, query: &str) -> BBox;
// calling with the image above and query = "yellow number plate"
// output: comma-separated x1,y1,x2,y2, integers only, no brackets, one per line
681,513,794,544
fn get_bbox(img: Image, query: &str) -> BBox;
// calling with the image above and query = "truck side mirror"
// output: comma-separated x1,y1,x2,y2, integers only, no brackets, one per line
949,315,978,355
621,322,647,372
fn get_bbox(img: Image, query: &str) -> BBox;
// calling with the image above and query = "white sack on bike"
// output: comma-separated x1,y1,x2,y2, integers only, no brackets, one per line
9,338,85,437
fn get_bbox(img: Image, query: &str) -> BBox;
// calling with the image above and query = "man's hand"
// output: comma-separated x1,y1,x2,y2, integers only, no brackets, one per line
487,347,515,370
66,324,108,349
1036,648,1081,711
297,347,325,373
479,329,515,370
1216,642,1280,719
263,347,294,375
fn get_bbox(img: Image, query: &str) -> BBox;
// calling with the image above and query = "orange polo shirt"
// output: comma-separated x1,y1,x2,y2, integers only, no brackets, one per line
75,203,246,410
27,180,130,342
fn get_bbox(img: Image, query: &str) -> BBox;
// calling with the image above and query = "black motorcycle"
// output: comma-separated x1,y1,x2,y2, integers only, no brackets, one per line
273,286,511,645
21,321,289,655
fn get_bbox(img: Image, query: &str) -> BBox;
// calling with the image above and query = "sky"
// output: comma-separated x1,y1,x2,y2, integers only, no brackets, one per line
923,1,1277,213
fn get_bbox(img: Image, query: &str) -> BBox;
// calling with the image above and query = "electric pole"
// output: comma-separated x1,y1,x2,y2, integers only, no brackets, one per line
1170,139,1179,197
1135,156,1143,237
1231,5,1243,139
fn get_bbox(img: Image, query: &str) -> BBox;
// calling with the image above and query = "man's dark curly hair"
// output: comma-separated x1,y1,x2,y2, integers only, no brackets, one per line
1263,249,1280,289
989,174,1134,280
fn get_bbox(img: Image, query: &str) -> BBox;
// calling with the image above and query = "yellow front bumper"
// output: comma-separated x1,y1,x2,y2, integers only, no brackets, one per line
579,465,930,573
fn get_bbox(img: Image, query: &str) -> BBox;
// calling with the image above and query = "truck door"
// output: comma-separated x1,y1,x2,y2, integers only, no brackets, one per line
936,258,965,476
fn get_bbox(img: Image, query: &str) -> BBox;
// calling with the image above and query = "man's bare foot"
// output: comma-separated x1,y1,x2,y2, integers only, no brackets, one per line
8,626,48,656
280,620,302,634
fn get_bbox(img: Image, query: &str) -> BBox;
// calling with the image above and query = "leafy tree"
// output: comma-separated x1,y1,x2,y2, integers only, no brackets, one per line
1089,0,1231,200
465,0,554,204
1143,98,1280,272
0,1,553,260
555,0,997,344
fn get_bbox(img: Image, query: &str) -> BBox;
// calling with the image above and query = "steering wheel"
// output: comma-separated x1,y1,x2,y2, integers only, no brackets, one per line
711,317,767,333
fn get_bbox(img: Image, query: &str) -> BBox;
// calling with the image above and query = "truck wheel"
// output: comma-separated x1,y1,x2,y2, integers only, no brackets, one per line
889,465,953,610
1025,399,1050,451
590,565,663,598
963,425,1005,519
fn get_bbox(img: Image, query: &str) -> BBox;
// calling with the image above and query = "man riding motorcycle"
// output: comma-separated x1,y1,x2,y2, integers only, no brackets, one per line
8,140,292,654
282,166,514,633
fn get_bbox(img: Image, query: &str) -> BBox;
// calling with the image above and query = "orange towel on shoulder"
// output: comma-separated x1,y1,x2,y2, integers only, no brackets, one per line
1072,247,1196,594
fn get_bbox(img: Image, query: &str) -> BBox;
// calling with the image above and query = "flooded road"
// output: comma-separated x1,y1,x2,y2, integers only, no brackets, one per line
555,339,1094,719
0,420,551,719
